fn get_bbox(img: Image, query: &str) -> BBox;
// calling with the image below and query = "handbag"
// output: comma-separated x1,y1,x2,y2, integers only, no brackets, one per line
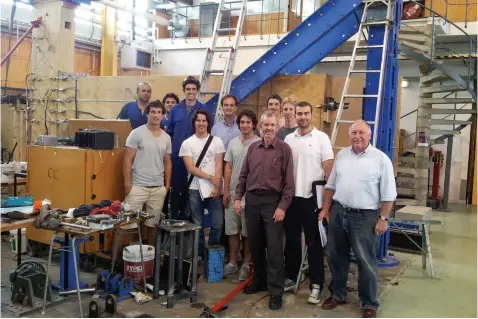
177,135,215,217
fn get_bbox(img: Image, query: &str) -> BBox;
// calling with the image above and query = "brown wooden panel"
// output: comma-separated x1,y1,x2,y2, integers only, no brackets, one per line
75,48,101,76
27,146,56,202
85,149,125,204
424,0,477,23
50,147,87,209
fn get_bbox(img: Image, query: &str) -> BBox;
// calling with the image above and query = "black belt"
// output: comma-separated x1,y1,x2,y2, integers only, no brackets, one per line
143,185,161,189
335,201,378,213
248,189,280,196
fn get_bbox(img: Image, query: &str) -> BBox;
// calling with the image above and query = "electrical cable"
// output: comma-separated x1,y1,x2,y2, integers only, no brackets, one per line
244,293,270,318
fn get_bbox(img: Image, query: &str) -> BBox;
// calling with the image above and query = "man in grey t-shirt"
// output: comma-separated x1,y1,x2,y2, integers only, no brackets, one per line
223,109,261,281
122,100,172,246
277,97,298,140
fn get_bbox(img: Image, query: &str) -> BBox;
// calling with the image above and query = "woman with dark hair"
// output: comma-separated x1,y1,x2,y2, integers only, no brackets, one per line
161,93,180,130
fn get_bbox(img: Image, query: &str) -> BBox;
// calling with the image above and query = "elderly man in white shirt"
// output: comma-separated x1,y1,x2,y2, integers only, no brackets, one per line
319,120,397,319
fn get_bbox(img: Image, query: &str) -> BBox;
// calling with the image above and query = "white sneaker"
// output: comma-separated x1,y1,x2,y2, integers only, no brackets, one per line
224,263,239,276
238,265,250,281
284,278,295,292
308,284,322,304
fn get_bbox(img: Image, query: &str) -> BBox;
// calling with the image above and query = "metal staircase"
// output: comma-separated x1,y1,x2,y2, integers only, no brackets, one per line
396,1,477,207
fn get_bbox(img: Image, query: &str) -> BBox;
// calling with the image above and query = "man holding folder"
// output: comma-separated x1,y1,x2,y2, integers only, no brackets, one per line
283,101,334,304
179,109,225,257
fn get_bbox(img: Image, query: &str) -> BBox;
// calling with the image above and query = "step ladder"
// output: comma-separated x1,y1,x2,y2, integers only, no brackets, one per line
330,0,394,147
198,0,247,123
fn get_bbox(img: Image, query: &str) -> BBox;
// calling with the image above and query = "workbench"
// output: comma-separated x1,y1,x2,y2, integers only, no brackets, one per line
41,216,152,318
0,216,37,267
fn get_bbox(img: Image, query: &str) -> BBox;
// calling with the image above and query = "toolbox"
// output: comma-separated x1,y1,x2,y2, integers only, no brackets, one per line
1,196,34,208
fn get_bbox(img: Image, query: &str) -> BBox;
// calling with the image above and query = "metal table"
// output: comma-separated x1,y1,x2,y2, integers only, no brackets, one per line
153,221,201,308
41,216,151,318
0,216,36,267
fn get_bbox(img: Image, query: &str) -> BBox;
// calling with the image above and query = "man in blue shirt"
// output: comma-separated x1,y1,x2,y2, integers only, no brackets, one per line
211,95,241,150
167,76,211,220
117,81,152,129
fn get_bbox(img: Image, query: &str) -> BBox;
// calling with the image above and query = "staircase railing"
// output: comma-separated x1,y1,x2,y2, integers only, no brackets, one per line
402,1,477,90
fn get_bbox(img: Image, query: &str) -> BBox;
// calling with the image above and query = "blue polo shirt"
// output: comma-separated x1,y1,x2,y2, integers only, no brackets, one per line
117,101,147,129
167,100,209,156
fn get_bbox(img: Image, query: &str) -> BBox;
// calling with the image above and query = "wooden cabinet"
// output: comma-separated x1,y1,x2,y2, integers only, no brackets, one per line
26,146,125,253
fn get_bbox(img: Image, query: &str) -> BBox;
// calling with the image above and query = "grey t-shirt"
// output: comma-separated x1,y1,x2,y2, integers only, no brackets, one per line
125,125,172,187
224,135,261,194
277,126,297,141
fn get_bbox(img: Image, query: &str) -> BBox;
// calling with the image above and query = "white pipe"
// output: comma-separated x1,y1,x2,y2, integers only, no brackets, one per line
98,0,170,26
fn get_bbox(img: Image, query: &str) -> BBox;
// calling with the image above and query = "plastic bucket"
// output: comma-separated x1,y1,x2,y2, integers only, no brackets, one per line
123,245,155,283
10,228,27,254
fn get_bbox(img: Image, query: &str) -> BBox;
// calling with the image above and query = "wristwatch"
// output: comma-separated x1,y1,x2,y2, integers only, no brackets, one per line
379,216,388,221
208,175,213,180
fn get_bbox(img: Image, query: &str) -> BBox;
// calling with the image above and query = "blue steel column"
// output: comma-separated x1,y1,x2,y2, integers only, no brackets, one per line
363,1,402,267
364,0,402,159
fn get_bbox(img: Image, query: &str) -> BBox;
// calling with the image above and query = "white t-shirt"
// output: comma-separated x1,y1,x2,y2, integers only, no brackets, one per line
284,127,334,198
178,134,225,190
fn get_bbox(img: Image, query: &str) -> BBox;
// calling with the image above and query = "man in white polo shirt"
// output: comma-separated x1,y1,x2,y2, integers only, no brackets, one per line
283,101,334,304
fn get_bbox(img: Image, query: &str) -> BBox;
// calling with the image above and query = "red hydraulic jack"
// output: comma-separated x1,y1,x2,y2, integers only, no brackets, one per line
199,264,254,318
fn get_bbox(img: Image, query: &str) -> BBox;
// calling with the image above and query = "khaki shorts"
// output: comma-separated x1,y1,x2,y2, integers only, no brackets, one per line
122,185,167,229
225,194,247,237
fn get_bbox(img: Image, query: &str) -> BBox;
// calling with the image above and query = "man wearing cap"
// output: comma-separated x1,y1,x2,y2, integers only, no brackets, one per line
167,76,211,220
117,81,152,129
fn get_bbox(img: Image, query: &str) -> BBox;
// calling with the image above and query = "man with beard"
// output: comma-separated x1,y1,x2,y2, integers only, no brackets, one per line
167,76,211,220
283,101,334,304
235,111,295,310
277,97,298,140
117,81,152,129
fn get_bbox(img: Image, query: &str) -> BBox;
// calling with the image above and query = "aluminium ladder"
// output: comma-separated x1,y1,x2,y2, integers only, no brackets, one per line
330,0,394,147
198,0,247,123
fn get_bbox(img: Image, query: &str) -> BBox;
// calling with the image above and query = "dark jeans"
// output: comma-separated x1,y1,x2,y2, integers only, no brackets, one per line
245,191,284,296
188,189,224,256
284,196,324,288
327,202,380,311
170,155,188,220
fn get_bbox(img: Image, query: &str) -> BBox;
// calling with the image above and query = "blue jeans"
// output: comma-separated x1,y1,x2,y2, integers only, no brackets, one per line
188,189,224,256
327,202,380,311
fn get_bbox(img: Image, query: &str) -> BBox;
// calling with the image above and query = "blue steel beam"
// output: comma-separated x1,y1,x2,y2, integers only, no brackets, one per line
279,8,363,75
204,0,363,117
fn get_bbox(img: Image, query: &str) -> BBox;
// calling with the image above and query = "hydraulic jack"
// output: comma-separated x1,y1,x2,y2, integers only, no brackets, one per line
199,264,254,318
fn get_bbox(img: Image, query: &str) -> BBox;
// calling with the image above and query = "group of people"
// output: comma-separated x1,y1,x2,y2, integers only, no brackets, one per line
118,76,397,318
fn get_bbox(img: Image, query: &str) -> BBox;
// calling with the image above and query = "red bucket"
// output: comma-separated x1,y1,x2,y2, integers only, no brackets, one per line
123,245,155,284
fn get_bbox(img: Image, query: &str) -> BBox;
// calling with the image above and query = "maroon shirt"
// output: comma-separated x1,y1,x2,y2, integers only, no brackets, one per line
235,137,295,212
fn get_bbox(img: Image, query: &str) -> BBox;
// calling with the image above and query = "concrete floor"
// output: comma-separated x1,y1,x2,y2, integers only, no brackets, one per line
1,203,476,318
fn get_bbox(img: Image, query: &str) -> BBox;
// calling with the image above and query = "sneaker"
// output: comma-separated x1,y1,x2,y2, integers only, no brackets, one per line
308,284,323,304
284,278,295,292
224,263,239,276
238,265,250,281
